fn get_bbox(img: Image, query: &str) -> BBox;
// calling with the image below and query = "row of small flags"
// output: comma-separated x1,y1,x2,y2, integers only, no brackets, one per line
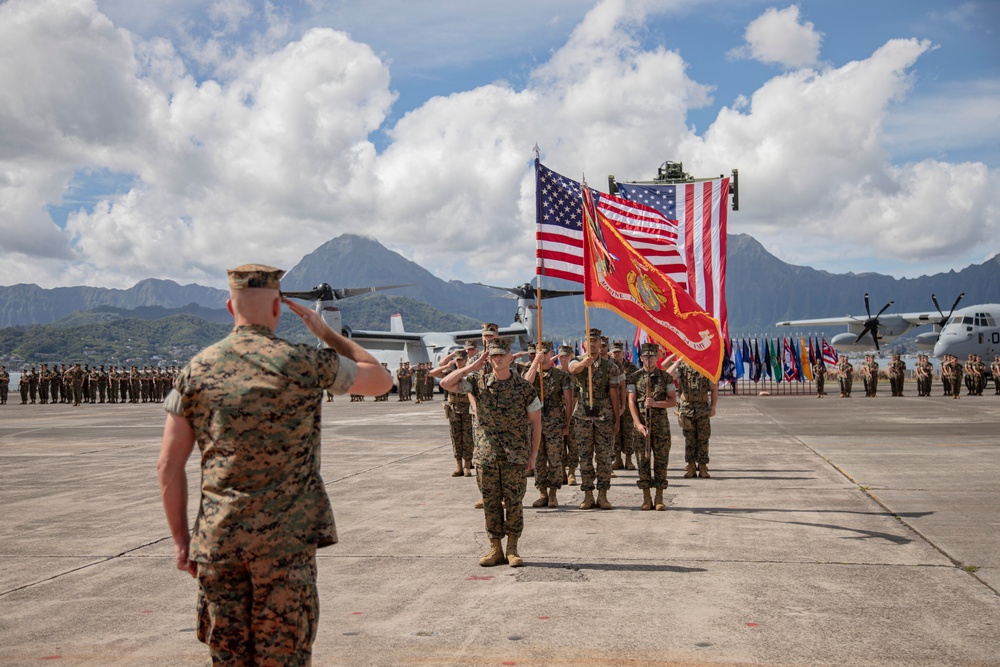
721,336,839,384
547,334,840,385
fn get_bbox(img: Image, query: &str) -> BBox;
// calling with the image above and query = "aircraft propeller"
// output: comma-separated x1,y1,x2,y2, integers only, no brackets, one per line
282,283,414,302
475,282,584,300
931,292,965,328
854,292,894,351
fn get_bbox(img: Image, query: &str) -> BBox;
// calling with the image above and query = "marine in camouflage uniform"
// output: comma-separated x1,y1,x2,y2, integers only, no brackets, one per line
862,355,879,397
943,354,963,399
50,365,61,404
915,354,933,396
888,354,905,397
157,264,391,666
611,342,638,470
992,356,1000,396
556,344,578,486
108,366,119,404
628,344,677,511
66,364,84,406
27,367,38,403
974,355,988,396
39,364,51,404
812,360,827,397
413,364,428,403
569,328,622,510
669,358,718,479
429,351,475,476
0,366,8,404
441,337,541,568
523,342,573,508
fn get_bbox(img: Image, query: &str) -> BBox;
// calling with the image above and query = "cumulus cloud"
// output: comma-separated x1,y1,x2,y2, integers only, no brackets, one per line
0,0,997,291
729,5,822,68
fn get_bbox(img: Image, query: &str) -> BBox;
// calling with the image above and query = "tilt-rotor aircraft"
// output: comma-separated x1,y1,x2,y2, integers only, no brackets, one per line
282,282,583,369
776,293,1000,360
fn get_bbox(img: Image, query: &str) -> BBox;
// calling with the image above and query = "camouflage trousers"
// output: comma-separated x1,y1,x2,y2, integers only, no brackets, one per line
196,547,318,667
949,373,963,397
574,415,614,492
534,413,566,490
614,414,635,457
917,377,931,396
563,424,575,471
633,409,671,490
863,378,878,397
477,452,527,539
678,405,710,465
889,375,904,396
839,376,852,396
448,409,474,462
815,376,825,396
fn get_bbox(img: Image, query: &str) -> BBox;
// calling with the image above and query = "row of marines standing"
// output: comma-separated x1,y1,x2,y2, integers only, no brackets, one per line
0,364,177,405
436,324,717,513
824,354,999,398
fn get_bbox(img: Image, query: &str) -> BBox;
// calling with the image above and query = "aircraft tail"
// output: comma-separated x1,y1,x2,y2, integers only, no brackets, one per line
390,313,405,333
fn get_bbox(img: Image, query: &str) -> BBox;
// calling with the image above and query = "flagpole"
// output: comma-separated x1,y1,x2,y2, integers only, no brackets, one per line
536,275,544,404
584,305,594,410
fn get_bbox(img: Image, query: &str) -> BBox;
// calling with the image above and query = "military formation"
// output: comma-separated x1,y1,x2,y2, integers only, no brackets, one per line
820,353,1000,400
2,363,178,406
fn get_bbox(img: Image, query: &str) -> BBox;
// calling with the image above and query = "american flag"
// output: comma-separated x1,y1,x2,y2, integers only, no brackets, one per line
615,178,730,338
535,161,687,288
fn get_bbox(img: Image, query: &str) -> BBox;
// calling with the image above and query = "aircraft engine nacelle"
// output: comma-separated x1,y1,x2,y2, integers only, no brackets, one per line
830,332,880,352
915,331,939,350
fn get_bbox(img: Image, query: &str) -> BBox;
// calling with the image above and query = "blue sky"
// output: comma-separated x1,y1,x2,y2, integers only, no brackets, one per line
1,0,998,289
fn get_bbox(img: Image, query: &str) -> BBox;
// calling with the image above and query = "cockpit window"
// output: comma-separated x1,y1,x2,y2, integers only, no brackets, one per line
987,316,997,327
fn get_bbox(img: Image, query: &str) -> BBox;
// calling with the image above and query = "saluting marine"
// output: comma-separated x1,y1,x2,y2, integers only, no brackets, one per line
888,354,905,397
523,342,573,509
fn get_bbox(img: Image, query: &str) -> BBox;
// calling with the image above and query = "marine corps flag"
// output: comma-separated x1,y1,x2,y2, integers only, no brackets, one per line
581,183,724,381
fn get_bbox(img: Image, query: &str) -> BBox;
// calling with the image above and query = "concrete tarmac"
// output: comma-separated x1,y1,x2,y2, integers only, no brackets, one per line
1,391,998,666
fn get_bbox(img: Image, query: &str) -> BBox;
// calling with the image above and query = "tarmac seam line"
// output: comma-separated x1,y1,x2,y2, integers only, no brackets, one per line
743,400,1000,598
0,537,172,598
325,444,449,484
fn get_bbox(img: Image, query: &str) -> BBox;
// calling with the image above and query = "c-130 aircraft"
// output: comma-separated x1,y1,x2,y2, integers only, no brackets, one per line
282,281,582,371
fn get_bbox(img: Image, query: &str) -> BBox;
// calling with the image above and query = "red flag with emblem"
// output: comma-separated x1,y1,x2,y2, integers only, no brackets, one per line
581,183,723,381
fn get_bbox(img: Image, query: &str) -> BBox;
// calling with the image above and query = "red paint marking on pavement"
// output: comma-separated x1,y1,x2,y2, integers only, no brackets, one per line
502,662,517,666
537,616,550,620
351,611,364,615
467,575,495,581
139,610,153,614
40,657,62,661
746,622,758,627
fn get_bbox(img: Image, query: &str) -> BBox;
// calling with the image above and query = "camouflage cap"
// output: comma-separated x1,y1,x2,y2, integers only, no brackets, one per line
465,340,479,350
487,337,513,355
611,341,624,352
527,343,537,353
538,341,553,353
227,264,284,290
453,350,468,360
641,342,660,356
558,344,574,355
588,328,602,340
481,322,499,335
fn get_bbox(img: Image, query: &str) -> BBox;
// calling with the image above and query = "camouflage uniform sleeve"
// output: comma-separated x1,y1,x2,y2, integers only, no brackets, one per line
297,345,357,395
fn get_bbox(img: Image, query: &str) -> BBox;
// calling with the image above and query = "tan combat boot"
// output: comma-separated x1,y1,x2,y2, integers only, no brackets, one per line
567,468,577,486
474,498,484,509
506,535,524,568
452,459,464,477
597,489,613,510
547,487,559,508
698,463,711,479
612,452,624,470
579,490,596,509
479,538,507,567
640,488,653,511
532,488,549,507
624,453,636,470
654,488,666,511
464,459,473,477
683,462,697,478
